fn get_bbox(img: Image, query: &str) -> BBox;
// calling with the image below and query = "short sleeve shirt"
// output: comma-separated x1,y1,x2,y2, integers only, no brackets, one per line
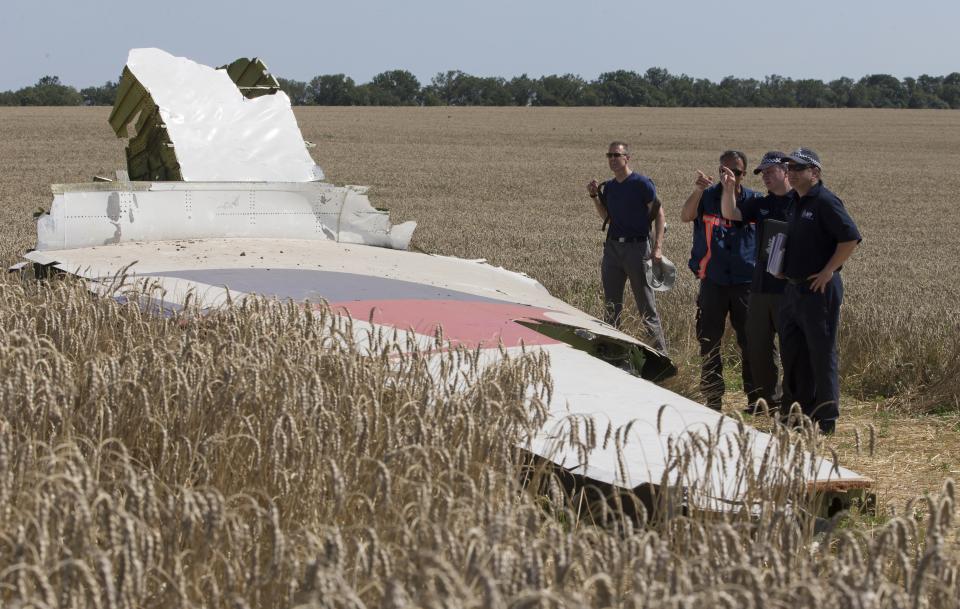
603,172,657,240
738,192,791,293
782,182,862,280
687,184,761,285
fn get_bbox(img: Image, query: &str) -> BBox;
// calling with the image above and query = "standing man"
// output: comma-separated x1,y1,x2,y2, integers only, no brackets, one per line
586,141,668,353
680,150,760,411
720,151,792,414
778,148,861,434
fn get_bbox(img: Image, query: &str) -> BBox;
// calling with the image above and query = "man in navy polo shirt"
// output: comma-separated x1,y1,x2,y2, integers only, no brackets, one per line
586,141,667,353
778,148,861,434
680,150,761,411
720,151,792,414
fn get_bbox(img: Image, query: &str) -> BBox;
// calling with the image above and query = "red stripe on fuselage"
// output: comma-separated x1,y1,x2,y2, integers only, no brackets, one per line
323,299,563,348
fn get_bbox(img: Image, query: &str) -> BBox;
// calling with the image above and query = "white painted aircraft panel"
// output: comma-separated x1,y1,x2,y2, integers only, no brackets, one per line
27,238,646,351
36,183,415,251
24,237,871,504
126,48,323,182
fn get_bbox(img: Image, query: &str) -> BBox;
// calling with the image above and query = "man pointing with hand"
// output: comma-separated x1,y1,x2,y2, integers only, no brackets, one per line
680,150,761,411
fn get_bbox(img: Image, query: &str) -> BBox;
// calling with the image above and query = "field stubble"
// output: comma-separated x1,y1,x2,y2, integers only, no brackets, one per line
2,107,958,402
1,278,959,608
2,106,960,607
296,106,960,404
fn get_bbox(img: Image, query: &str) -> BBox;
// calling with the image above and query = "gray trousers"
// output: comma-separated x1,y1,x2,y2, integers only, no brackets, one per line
746,291,784,408
601,239,667,353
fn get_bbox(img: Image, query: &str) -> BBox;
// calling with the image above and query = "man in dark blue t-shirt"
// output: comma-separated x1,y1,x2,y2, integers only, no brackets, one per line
586,141,667,353
720,151,792,415
779,148,861,434
680,150,761,411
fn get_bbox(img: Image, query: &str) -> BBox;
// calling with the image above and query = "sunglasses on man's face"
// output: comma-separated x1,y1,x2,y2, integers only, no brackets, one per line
787,163,811,172
720,166,745,178
606,152,627,159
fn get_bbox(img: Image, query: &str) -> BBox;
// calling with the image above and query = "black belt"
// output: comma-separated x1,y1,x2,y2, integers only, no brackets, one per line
607,236,647,243
786,277,809,285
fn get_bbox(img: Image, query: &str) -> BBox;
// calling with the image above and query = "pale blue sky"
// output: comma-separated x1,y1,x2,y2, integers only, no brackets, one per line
3,0,957,90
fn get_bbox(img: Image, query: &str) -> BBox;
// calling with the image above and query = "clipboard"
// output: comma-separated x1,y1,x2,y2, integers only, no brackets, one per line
760,219,788,276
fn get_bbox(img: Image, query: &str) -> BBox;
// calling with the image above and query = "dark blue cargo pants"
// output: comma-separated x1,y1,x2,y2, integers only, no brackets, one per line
696,278,754,410
779,273,843,429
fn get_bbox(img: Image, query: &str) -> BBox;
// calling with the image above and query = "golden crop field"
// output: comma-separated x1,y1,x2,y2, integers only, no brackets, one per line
1,106,960,608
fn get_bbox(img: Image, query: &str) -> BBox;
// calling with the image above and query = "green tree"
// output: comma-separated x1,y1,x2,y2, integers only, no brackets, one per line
940,73,960,108
761,75,797,107
663,74,696,106
718,76,765,107
828,77,853,107
852,74,907,108
424,71,511,106
80,80,118,106
367,70,421,105
795,79,835,108
506,74,537,106
644,67,672,90
595,70,663,106
18,75,82,106
691,78,721,107
277,78,310,105
308,74,358,105
424,70,463,105
535,74,590,106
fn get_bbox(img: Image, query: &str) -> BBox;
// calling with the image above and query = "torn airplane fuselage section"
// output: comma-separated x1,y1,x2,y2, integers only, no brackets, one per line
36,181,415,252
109,48,322,182
24,48,871,513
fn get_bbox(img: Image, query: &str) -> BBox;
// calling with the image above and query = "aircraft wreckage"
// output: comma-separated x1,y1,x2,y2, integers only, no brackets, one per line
21,48,871,515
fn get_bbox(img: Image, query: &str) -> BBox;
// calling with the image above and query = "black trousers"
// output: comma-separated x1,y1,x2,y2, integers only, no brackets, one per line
745,291,784,408
696,279,754,409
779,274,843,426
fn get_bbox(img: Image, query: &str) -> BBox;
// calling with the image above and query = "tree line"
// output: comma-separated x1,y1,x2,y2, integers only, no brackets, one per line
3,69,960,109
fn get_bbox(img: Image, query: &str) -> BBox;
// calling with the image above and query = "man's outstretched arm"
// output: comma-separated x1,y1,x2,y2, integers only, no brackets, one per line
680,170,712,223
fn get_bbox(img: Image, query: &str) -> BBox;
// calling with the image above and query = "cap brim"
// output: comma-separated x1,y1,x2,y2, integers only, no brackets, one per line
753,162,780,174
645,257,677,292
783,154,822,169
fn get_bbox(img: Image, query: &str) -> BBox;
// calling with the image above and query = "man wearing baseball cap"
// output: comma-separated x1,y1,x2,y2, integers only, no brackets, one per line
719,151,793,415
778,148,861,434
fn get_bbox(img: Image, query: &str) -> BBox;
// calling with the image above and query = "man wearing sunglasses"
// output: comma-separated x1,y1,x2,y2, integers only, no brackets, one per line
719,151,793,416
680,150,761,411
777,148,861,434
586,141,667,353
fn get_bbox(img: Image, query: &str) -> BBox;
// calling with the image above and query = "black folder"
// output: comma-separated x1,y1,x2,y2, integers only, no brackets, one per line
759,219,788,274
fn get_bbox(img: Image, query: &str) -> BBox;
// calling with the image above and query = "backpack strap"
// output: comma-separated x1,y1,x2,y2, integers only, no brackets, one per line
597,182,611,232
648,195,662,224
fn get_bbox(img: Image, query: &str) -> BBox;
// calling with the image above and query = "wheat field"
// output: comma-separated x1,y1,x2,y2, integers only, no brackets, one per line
1,106,960,607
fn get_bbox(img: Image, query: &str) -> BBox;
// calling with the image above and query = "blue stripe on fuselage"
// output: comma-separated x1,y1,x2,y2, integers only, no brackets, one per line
143,268,510,304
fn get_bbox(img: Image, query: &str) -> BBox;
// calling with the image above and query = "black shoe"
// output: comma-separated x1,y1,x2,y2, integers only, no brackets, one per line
818,419,837,435
743,401,778,416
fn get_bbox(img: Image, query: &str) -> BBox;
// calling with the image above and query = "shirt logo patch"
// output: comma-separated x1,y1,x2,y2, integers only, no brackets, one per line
760,209,769,216
801,210,814,220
